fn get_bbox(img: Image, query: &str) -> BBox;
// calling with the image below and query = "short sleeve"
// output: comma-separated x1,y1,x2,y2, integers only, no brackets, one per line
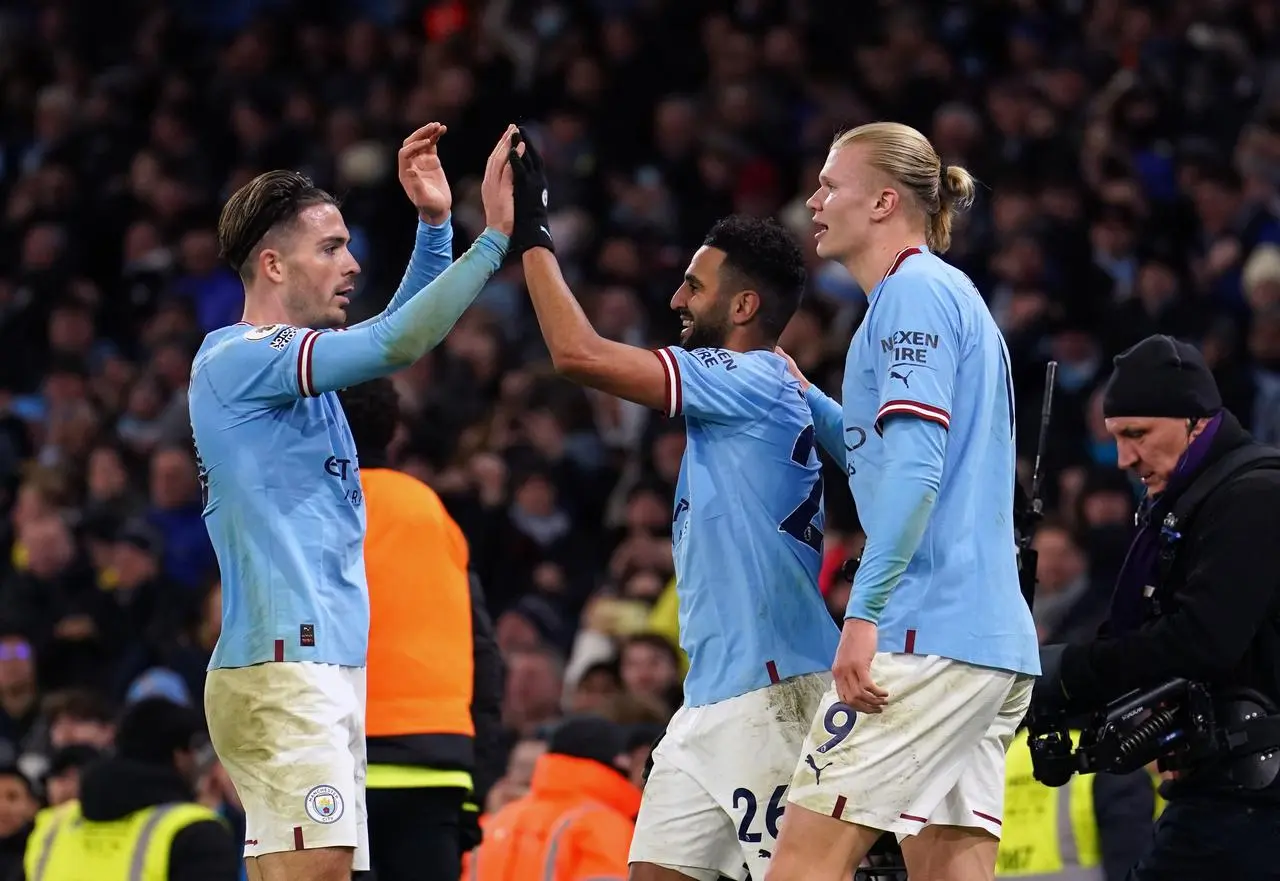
202,324,328,407
652,346,778,425
867,276,963,433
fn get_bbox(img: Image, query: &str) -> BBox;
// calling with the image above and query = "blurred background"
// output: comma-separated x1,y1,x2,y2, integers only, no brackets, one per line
0,0,1278,876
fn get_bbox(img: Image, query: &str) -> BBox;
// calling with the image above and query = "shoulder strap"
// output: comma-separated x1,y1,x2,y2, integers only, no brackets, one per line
1168,446,1280,529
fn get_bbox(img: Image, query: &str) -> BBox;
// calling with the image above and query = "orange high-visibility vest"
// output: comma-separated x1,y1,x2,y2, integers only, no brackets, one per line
364,468,474,744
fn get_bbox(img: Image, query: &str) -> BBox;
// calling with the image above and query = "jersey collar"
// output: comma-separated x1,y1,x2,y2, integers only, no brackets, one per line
868,245,927,302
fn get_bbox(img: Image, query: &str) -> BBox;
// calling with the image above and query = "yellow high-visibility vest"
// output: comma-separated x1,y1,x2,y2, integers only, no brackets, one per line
997,729,1163,880
24,799,223,881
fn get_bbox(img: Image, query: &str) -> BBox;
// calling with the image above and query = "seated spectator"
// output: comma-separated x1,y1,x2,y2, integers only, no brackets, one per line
41,744,101,807
567,659,623,714
618,633,683,715
0,629,39,767
0,765,38,881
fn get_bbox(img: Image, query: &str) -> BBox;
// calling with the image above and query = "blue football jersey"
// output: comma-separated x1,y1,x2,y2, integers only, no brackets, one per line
188,224,508,672
840,247,1039,676
652,346,841,706
190,323,370,670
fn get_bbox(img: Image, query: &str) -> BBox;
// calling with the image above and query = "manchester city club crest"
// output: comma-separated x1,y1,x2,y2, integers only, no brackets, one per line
304,784,344,824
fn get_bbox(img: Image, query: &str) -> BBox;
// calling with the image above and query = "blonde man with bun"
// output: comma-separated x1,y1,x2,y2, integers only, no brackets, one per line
766,123,1040,881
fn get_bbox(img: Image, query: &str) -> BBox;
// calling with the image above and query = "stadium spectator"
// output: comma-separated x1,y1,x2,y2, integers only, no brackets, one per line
0,631,38,768
0,765,38,881
22,697,238,881
1,0,1279,876
462,715,640,881
339,377,504,881
41,744,100,809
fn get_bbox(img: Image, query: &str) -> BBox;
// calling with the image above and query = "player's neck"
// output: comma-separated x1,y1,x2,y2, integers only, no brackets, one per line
241,287,297,329
845,228,928,296
722,328,770,354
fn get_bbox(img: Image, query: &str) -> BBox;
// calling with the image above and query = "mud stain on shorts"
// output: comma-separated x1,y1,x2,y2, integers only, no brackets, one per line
767,672,831,743
206,664,352,828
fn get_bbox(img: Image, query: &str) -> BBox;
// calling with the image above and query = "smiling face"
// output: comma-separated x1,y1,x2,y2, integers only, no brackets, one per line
1105,415,1203,495
267,203,360,329
669,245,735,349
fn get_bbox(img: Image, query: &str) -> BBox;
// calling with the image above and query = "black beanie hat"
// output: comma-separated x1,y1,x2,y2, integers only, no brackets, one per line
1101,335,1222,420
546,715,627,771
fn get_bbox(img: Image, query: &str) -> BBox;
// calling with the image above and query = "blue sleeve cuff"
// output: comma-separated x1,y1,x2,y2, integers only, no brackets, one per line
478,227,511,255
420,215,452,233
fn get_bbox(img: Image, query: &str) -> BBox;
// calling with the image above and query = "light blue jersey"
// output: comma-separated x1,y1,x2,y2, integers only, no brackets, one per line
190,223,508,670
806,247,1038,676
652,346,841,706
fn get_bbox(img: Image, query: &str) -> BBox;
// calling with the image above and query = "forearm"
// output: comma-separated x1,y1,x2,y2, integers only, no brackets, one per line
804,385,846,462
846,417,945,622
309,228,508,394
523,247,604,371
382,217,455,317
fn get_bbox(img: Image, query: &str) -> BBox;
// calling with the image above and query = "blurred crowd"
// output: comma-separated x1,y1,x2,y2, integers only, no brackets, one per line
1,0,1279,877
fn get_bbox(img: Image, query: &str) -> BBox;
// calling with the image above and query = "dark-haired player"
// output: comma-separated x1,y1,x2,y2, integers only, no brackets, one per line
190,124,517,881
505,130,840,881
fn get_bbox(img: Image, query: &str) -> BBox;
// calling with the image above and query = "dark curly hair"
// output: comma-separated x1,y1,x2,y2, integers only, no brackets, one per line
702,215,807,342
337,378,400,461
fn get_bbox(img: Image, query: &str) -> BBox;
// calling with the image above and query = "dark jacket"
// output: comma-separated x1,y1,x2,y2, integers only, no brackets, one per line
1094,770,1158,881
468,572,505,807
17,756,240,881
1059,411,1280,798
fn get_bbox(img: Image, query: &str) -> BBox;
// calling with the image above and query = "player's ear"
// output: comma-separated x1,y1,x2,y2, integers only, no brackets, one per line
259,247,286,284
732,289,761,326
871,187,899,222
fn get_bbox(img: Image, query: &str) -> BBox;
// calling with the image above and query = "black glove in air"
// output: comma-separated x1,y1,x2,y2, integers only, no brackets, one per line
507,128,554,255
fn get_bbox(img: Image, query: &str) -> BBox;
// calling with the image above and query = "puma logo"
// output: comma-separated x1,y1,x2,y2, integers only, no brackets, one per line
805,753,833,785
758,848,772,859
890,368,913,387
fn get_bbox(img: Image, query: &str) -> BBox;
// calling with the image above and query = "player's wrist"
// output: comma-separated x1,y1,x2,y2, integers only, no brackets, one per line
419,210,451,228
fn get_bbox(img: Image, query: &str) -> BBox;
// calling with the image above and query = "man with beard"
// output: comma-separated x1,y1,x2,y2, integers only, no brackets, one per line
506,130,840,881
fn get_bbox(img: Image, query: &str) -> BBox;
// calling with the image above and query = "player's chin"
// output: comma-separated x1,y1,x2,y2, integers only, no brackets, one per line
327,300,350,328
814,234,837,260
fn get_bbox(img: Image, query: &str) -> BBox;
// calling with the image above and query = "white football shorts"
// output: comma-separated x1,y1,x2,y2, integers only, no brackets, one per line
788,653,1033,841
204,661,369,870
629,671,831,881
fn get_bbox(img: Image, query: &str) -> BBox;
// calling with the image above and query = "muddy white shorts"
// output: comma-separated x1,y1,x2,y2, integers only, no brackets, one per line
787,653,1032,841
629,672,830,881
204,662,369,870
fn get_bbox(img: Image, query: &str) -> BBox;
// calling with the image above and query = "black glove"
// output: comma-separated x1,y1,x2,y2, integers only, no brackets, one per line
1032,643,1071,709
507,127,554,255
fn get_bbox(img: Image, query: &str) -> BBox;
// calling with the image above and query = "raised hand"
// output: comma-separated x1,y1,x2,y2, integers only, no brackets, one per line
480,125,518,237
398,122,452,224
507,127,554,256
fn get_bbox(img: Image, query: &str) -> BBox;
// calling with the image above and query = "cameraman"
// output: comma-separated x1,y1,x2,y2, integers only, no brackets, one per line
1034,334,1280,881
